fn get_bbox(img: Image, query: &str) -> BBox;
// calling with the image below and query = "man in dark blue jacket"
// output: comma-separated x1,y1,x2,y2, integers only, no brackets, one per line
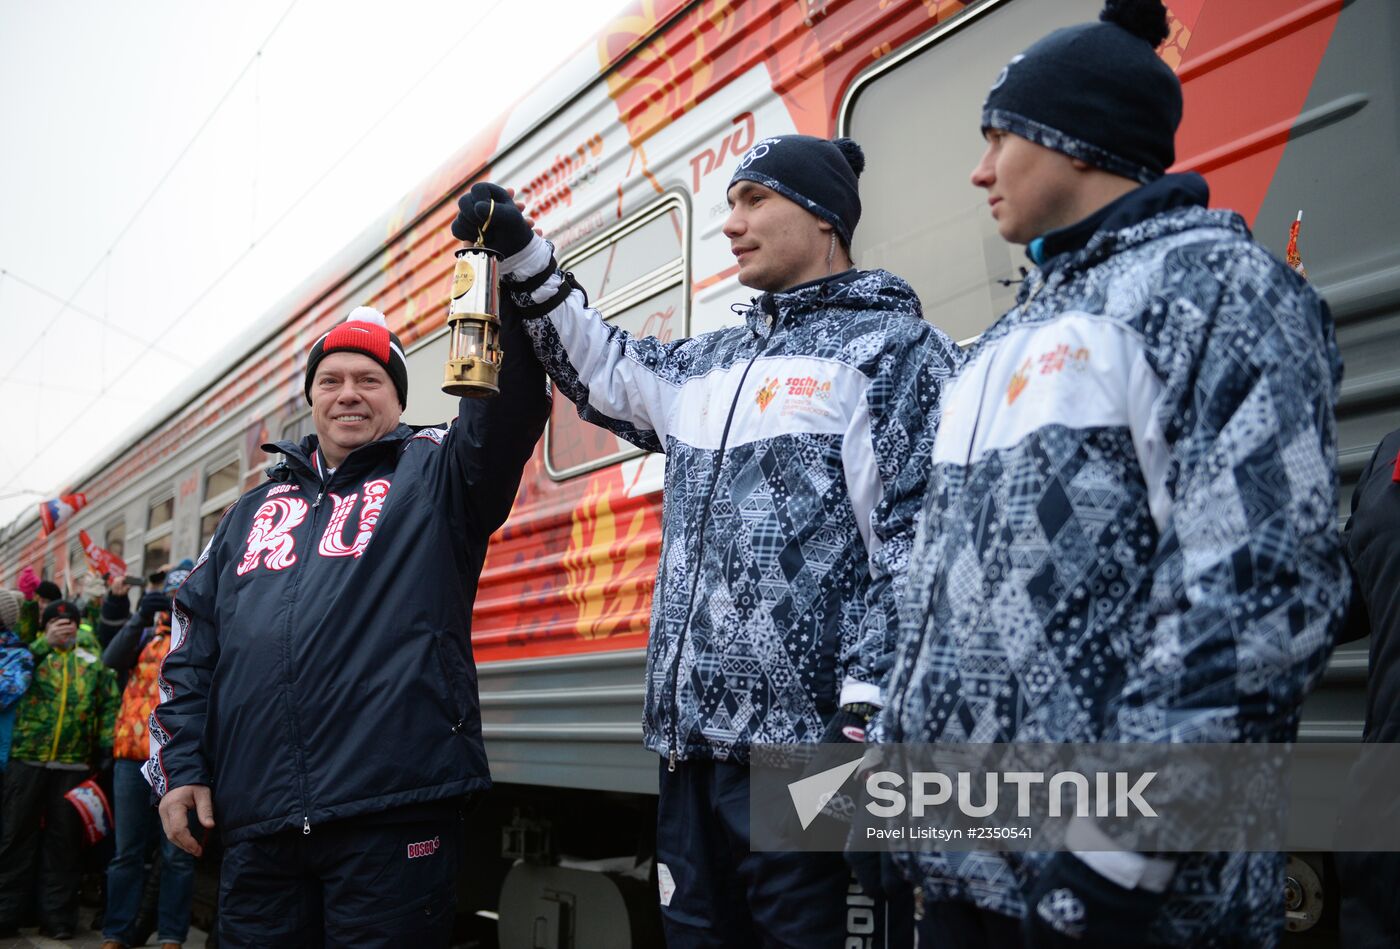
150,305,549,947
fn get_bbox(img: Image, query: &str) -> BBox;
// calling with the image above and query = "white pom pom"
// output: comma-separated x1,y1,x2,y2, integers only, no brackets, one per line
346,305,388,327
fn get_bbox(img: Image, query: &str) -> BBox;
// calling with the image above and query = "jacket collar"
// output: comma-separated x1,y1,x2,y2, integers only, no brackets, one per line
263,423,415,483
740,268,919,336
1028,172,1212,269
1015,173,1247,305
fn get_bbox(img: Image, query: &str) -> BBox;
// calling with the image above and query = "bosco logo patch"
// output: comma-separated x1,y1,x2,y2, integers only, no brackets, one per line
407,836,441,860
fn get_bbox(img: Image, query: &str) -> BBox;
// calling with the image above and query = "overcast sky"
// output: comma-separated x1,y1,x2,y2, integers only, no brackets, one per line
0,0,624,532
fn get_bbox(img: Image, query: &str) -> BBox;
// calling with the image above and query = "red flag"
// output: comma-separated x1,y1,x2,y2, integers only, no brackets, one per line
63,779,113,845
38,493,87,537
78,529,127,580
1286,210,1308,278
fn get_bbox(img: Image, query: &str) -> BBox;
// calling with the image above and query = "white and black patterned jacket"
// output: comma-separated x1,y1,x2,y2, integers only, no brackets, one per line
508,249,961,763
877,177,1347,946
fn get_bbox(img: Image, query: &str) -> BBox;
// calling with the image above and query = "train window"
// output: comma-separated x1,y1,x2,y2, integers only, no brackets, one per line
545,193,689,480
105,520,125,561
68,540,83,583
841,0,1097,343
281,411,316,444
200,456,242,549
205,459,240,499
143,492,175,574
402,332,463,429
143,535,172,574
148,496,174,531
568,205,685,303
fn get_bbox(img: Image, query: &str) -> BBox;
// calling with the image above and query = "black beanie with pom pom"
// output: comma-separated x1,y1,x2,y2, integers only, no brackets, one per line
982,0,1182,183
727,135,864,245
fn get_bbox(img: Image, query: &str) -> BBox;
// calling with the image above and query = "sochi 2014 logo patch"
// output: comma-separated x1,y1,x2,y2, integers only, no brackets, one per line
407,836,441,859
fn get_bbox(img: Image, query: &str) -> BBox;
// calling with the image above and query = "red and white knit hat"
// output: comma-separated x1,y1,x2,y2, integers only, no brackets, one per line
304,306,409,408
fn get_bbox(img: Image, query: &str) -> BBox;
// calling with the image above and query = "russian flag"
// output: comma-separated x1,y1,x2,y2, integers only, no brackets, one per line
38,492,87,537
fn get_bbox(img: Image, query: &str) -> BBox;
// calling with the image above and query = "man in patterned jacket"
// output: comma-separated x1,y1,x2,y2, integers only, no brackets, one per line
877,2,1347,947
455,136,961,946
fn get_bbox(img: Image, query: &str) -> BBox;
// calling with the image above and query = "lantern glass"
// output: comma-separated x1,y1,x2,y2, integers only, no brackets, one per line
450,319,501,363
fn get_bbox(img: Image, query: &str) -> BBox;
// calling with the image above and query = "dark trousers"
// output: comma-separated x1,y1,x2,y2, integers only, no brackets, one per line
657,758,911,949
0,762,88,931
1337,852,1400,949
217,806,461,949
915,900,1023,949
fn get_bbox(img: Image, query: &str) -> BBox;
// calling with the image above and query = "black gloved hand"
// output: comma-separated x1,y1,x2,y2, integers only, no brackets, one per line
451,182,534,258
821,702,878,745
1023,853,1169,947
137,591,171,626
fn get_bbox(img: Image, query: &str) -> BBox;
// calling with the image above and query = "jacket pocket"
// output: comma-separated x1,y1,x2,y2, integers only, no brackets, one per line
431,633,469,736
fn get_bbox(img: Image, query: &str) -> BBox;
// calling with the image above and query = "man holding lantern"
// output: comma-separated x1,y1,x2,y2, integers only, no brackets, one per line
149,304,549,947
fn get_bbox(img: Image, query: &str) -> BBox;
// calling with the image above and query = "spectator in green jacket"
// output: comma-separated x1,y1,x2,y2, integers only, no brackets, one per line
0,600,119,940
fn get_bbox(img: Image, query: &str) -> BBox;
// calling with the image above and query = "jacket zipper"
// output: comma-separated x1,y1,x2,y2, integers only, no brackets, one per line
666,312,776,771
283,462,327,835
48,650,71,760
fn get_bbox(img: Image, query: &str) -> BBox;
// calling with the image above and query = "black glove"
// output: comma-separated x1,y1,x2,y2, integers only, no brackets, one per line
451,182,534,258
137,591,171,626
821,702,878,745
1023,853,1169,947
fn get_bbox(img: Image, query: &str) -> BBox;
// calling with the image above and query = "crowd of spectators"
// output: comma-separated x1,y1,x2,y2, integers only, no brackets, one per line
0,562,200,947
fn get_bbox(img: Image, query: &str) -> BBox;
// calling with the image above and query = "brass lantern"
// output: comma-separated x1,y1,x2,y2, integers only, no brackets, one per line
442,217,503,397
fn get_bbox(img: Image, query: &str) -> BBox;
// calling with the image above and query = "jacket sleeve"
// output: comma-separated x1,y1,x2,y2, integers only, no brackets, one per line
440,311,552,538
1336,439,1384,645
1110,250,1348,744
101,611,147,673
16,599,39,644
506,238,688,454
0,647,33,711
97,592,133,650
146,526,224,795
839,321,963,706
97,666,119,757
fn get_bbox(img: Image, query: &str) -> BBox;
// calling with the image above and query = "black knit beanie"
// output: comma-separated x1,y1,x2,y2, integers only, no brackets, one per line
41,599,80,628
304,306,409,409
727,135,865,245
982,0,1182,184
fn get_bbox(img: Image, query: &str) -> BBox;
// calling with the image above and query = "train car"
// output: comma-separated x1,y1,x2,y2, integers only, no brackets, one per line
2,0,1396,943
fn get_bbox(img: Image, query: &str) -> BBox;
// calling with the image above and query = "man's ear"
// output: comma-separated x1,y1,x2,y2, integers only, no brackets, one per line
815,216,834,233
1069,157,1094,172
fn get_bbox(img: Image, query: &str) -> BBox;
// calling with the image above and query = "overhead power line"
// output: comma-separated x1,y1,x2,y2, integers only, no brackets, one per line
0,268,183,365
1,0,510,495
0,0,302,384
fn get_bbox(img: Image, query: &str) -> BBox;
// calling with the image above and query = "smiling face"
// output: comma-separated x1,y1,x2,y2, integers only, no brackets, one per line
310,352,402,467
722,181,839,292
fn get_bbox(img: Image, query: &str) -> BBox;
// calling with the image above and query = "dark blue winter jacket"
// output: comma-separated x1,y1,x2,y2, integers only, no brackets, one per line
148,322,549,843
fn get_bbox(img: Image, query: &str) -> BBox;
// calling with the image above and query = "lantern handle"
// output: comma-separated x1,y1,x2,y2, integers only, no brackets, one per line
475,199,495,248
